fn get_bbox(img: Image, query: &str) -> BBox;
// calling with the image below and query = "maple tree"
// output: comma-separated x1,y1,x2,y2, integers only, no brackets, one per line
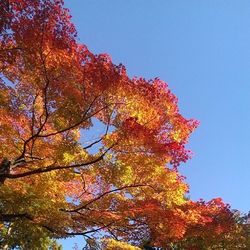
0,0,249,249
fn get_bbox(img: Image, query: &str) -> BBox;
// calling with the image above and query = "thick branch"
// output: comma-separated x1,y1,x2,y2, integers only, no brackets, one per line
0,213,32,222
0,158,10,184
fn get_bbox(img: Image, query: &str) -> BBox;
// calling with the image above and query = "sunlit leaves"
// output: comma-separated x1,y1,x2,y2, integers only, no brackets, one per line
102,239,142,250
0,0,248,249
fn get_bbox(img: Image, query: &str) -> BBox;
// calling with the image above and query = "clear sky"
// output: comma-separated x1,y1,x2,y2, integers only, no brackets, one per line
60,0,250,248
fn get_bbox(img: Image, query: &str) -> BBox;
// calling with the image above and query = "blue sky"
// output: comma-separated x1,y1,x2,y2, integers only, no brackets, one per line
61,0,250,248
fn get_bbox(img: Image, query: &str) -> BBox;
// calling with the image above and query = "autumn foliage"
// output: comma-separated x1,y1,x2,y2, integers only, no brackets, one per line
0,1,249,249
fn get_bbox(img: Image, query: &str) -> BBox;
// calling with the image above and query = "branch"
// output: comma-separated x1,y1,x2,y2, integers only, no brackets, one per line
0,212,56,235
15,52,100,160
88,219,119,240
0,158,10,184
30,92,39,157
2,143,116,179
37,100,114,139
83,108,113,150
67,184,154,213
16,51,51,161
65,222,114,236
0,213,32,222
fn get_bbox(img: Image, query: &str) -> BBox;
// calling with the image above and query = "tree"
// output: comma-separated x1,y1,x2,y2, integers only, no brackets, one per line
0,0,249,249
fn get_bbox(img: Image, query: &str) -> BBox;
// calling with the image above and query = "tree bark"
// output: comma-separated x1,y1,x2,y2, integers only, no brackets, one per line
0,158,10,184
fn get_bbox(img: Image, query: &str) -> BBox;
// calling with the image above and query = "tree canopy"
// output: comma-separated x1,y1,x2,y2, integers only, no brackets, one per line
0,0,249,249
